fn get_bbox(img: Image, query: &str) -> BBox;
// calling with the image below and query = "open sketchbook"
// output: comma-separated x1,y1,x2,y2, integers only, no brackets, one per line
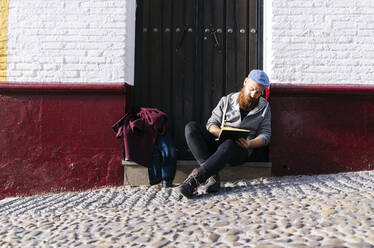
216,126,250,141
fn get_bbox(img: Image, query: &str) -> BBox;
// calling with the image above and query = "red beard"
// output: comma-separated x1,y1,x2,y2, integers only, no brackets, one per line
238,87,260,111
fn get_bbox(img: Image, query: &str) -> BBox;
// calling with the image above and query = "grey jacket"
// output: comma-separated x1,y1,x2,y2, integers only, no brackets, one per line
206,92,271,147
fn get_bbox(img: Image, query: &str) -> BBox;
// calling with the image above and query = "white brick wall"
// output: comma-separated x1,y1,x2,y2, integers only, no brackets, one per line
6,0,136,85
267,0,374,84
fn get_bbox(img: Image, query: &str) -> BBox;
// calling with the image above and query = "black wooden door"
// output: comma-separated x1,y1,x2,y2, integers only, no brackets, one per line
135,0,263,159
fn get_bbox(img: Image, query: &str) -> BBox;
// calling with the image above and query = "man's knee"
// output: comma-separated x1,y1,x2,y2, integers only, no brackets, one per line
217,139,236,152
185,121,200,137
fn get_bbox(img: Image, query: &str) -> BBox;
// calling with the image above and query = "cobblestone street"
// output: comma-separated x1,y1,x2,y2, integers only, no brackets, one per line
0,170,373,247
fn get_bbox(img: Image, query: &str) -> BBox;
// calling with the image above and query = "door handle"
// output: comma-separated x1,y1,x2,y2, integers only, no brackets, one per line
210,26,222,53
176,25,188,50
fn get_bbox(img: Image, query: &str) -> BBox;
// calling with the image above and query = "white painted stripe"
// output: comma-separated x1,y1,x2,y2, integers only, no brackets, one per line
124,0,136,86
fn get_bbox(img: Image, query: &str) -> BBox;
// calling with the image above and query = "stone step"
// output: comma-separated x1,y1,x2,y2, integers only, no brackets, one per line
122,160,272,186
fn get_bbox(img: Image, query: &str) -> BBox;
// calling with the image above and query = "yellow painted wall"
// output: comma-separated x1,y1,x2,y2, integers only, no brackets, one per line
0,0,9,82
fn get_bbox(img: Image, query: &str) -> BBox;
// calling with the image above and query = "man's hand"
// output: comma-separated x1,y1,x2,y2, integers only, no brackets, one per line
236,138,251,149
236,137,264,149
208,125,221,138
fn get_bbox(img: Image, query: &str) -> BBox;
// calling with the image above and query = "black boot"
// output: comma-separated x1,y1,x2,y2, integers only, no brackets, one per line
204,174,220,193
177,168,208,199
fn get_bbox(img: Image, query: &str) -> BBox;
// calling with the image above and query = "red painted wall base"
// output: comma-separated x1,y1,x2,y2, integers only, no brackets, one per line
270,83,374,176
2,82,373,198
0,83,130,199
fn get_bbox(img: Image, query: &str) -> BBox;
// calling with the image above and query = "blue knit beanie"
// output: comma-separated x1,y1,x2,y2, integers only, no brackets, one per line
248,69,270,89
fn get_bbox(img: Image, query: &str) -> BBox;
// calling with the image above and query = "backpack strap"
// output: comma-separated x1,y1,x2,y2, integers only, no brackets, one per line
221,93,232,128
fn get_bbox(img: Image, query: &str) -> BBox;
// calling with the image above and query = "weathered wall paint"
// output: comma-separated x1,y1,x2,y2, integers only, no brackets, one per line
269,83,374,176
0,0,9,82
0,83,129,199
0,0,136,199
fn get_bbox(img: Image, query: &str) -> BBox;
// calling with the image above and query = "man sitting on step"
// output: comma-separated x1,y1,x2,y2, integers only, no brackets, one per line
177,69,271,199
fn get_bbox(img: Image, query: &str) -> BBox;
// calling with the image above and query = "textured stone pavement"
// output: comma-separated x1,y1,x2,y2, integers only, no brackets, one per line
0,170,373,247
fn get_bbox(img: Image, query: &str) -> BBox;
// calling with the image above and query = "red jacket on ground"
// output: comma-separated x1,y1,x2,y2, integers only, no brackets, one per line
113,107,169,167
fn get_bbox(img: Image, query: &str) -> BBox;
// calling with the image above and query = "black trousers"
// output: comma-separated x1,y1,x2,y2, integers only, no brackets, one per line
185,121,249,177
